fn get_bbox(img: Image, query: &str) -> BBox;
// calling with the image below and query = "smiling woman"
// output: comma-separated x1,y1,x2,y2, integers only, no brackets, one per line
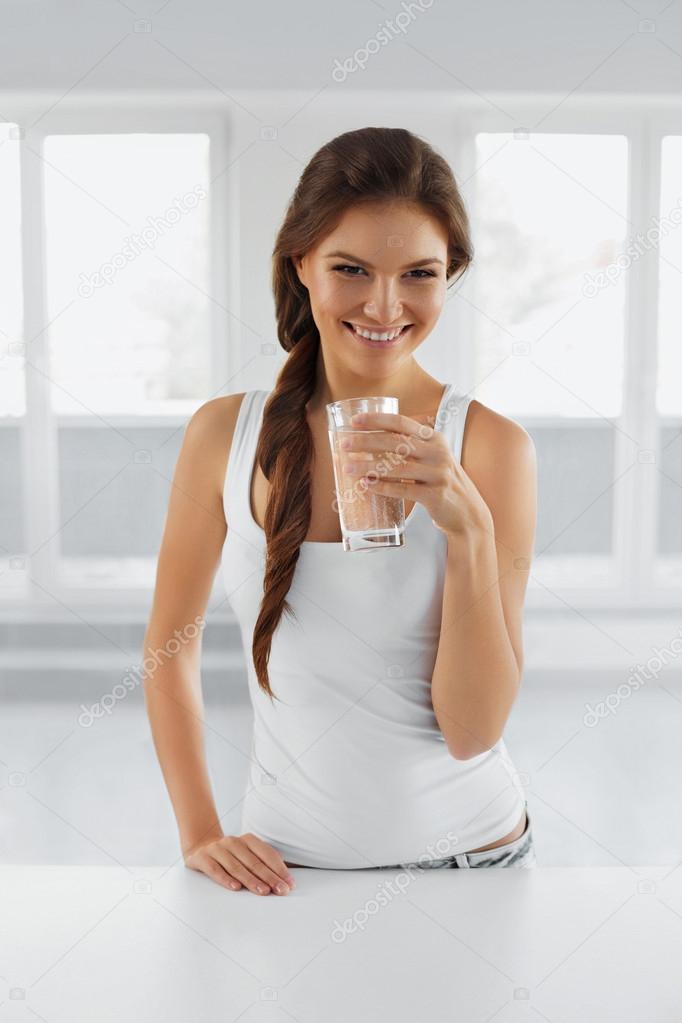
145,126,537,892
238,128,532,867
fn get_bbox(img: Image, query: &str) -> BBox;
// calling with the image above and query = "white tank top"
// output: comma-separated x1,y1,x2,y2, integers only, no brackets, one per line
220,383,526,869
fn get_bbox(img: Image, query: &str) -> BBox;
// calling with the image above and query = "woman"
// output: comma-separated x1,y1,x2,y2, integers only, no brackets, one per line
143,126,538,897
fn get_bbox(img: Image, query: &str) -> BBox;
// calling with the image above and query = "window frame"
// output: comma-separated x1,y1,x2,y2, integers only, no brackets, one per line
451,102,675,610
7,103,232,609
2,95,681,614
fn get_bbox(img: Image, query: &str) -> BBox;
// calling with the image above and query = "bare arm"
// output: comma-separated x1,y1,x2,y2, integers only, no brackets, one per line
142,394,242,857
431,405,537,760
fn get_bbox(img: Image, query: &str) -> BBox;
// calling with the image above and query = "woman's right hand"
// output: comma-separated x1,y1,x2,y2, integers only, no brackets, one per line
184,832,296,895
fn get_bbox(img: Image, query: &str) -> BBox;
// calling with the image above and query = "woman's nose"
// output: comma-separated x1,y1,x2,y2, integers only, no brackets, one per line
364,290,403,324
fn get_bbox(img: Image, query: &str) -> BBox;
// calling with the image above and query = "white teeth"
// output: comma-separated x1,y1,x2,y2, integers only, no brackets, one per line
350,324,406,341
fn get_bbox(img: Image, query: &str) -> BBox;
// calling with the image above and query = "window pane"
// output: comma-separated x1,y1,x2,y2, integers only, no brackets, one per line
529,423,614,555
656,137,682,416
0,123,27,594
43,133,211,416
656,137,682,577
57,423,184,587
470,133,628,419
0,124,25,417
658,426,682,555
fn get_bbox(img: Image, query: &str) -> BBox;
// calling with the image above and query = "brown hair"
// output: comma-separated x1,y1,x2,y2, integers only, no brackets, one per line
251,126,473,701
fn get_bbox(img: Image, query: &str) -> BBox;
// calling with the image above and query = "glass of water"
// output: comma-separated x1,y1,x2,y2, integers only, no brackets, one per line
326,394,406,553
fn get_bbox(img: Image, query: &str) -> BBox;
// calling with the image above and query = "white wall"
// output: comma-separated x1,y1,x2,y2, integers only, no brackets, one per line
0,0,679,94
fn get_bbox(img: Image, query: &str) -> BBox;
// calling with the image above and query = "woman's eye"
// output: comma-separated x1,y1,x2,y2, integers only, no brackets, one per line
335,265,365,276
333,265,434,279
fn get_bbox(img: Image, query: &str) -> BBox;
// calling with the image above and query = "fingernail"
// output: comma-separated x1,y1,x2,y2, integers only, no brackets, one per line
275,883,288,894
256,884,267,894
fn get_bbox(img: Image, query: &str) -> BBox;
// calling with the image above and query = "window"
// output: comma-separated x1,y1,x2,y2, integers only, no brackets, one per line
41,133,212,587
43,133,211,415
4,108,682,608
0,123,26,597
470,131,629,589
656,135,682,579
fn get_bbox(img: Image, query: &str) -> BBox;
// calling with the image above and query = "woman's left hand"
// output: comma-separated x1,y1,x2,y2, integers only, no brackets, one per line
339,410,493,539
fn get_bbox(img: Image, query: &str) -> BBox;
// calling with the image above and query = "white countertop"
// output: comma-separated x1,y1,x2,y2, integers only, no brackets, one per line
2,864,681,1021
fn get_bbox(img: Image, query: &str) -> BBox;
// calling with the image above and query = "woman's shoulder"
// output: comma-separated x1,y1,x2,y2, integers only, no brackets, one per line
184,393,252,448
462,398,533,458
181,393,252,498
460,398,535,487
189,392,249,431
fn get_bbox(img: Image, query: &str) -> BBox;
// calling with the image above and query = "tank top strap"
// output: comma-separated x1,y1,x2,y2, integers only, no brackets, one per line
223,389,270,526
437,387,474,465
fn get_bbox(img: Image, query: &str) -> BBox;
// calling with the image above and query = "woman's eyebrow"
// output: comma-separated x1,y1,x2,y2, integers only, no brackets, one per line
323,250,445,269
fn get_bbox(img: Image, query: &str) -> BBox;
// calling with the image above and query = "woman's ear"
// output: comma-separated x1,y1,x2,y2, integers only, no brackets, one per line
293,255,307,289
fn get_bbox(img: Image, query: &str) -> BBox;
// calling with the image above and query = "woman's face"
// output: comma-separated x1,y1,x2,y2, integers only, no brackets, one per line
294,201,449,369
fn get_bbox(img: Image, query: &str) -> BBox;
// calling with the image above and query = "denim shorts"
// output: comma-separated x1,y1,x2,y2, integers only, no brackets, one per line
379,802,537,871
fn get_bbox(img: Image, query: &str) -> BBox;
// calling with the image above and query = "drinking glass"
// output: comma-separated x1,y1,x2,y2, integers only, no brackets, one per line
326,394,406,553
